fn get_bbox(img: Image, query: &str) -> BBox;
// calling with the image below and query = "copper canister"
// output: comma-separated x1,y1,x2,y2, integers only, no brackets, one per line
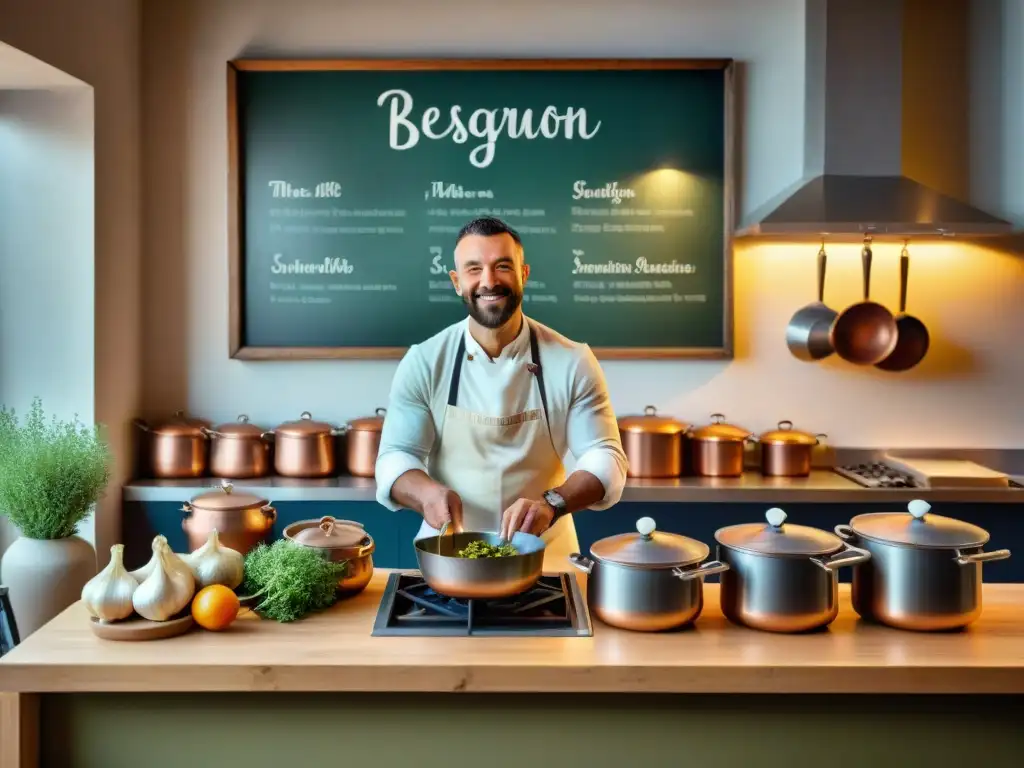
133,410,210,479
180,481,277,555
617,406,688,478
689,413,754,477
345,408,387,477
284,516,375,595
758,420,827,477
205,414,272,478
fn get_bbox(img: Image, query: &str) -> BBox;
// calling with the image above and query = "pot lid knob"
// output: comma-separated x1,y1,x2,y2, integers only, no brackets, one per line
319,516,336,536
765,507,787,528
636,517,657,539
220,479,234,494
907,499,931,520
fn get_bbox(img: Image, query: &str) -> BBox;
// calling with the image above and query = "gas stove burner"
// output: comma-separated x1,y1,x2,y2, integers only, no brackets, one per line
371,571,592,637
834,461,919,488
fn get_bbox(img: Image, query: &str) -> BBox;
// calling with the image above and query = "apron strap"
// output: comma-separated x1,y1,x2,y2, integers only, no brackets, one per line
448,333,466,407
527,321,551,434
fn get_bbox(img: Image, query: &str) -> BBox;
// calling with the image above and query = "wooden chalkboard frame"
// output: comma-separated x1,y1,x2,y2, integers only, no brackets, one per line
227,58,736,360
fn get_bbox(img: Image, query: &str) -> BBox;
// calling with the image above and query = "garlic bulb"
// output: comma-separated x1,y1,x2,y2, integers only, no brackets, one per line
81,543,138,623
132,541,195,621
187,529,244,590
130,535,193,584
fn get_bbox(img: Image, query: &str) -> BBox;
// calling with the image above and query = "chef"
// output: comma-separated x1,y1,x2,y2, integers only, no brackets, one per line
374,216,628,570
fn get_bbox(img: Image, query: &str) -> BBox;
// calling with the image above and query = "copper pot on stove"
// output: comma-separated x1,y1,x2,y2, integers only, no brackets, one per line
266,412,344,477
689,413,754,477
343,408,387,478
180,481,277,555
618,406,688,478
133,410,210,478
757,420,827,477
203,414,272,478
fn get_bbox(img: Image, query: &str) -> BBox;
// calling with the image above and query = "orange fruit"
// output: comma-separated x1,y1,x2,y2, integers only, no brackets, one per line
191,585,240,631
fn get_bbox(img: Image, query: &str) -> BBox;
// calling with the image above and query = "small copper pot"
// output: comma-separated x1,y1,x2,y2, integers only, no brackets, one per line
618,406,688,478
689,413,754,477
180,481,277,555
203,414,272,478
134,410,210,478
267,412,344,478
758,420,827,477
284,515,375,595
344,408,387,477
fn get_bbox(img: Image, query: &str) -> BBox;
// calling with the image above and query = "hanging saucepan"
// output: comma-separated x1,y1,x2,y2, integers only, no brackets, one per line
829,238,899,365
875,244,930,372
786,243,837,361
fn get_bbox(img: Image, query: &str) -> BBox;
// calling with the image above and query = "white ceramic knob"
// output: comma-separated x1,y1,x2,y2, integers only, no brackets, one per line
636,517,657,536
765,507,787,528
907,499,931,519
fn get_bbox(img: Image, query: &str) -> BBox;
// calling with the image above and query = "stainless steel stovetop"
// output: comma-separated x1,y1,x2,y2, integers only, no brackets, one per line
834,461,1024,489
371,571,593,637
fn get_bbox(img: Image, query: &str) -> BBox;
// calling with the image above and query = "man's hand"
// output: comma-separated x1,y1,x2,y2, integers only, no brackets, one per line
501,498,555,539
421,485,464,533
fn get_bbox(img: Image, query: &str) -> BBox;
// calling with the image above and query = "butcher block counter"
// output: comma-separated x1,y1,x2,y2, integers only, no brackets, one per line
2,570,1024,767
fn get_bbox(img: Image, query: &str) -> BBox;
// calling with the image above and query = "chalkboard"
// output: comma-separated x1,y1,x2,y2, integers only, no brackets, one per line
227,59,736,359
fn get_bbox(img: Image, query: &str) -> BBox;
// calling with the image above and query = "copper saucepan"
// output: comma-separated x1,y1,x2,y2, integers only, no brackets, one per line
830,238,898,365
875,244,930,372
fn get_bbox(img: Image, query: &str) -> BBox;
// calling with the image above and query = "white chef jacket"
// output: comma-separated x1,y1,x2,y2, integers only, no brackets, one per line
374,315,628,512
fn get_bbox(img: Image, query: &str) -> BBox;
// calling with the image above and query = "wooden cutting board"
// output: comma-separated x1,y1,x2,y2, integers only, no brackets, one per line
883,455,1010,488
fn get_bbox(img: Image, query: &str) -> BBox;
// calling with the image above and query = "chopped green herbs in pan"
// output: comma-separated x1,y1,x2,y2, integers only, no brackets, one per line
456,540,519,559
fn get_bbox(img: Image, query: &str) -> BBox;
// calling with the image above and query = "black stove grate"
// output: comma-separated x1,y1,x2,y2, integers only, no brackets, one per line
371,571,592,637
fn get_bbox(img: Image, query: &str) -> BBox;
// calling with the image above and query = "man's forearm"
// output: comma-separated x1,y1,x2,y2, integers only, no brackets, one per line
551,470,606,515
389,468,447,515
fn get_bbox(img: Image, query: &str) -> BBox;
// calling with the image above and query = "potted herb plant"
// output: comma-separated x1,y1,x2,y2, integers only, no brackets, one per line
0,397,112,637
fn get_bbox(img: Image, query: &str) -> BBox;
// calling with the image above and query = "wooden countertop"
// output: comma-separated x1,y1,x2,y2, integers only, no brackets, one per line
122,469,1024,503
2,570,1023,695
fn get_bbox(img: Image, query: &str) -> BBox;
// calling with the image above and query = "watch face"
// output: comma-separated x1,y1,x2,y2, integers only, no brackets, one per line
545,490,565,509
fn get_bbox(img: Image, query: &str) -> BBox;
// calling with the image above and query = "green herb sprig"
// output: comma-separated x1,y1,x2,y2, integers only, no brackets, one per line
0,397,112,539
457,540,518,558
241,540,348,622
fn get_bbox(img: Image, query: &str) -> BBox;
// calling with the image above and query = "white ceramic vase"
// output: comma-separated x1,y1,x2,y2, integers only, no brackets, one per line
0,534,96,639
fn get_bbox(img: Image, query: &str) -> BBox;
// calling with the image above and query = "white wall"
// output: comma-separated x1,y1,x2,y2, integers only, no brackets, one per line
0,84,95,549
139,0,1024,452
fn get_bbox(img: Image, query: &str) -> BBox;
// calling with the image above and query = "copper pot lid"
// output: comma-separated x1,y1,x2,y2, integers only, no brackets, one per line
689,413,752,443
757,420,826,446
715,508,840,556
347,407,387,433
144,410,209,437
208,414,266,439
590,517,708,568
618,405,689,435
274,411,338,437
186,481,271,511
848,499,990,549
288,516,372,551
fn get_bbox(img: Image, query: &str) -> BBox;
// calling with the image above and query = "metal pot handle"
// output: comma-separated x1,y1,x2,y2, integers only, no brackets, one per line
261,504,277,524
811,542,871,572
673,560,729,581
568,553,594,574
955,548,1011,565
834,524,855,541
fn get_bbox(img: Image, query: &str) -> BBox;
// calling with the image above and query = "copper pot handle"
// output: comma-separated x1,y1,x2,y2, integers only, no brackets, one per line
133,418,150,432
180,503,193,530
261,504,277,524
815,432,828,445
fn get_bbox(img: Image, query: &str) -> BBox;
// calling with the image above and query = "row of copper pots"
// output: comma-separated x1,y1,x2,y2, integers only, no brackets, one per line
180,482,375,595
134,409,387,480
618,407,827,478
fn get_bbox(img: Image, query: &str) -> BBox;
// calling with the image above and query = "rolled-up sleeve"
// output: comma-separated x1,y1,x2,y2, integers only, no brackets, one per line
374,344,437,511
565,345,628,509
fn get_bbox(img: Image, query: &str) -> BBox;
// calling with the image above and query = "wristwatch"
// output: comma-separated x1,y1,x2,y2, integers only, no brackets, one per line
543,489,568,520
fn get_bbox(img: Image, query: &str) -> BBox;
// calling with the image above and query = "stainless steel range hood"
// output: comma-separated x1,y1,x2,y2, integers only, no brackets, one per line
736,0,1014,239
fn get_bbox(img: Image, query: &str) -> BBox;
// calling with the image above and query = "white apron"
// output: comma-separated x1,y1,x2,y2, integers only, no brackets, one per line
414,320,579,572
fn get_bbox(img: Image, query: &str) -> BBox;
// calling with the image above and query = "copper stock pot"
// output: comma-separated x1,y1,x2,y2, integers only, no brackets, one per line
134,410,210,479
203,414,272,478
618,406,688,478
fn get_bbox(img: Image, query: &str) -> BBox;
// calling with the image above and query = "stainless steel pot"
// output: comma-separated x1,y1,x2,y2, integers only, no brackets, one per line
285,515,375,595
688,413,754,477
715,507,871,632
414,530,545,599
569,517,728,632
267,412,344,478
757,420,827,477
618,406,688,478
836,499,1011,631
203,414,272,478
344,408,386,478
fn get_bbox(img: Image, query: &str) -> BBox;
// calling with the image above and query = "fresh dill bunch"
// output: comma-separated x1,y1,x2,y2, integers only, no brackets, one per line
0,397,112,539
242,540,347,623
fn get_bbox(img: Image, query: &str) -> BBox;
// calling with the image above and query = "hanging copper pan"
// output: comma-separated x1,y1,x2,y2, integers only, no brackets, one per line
875,244,930,372
829,238,898,365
